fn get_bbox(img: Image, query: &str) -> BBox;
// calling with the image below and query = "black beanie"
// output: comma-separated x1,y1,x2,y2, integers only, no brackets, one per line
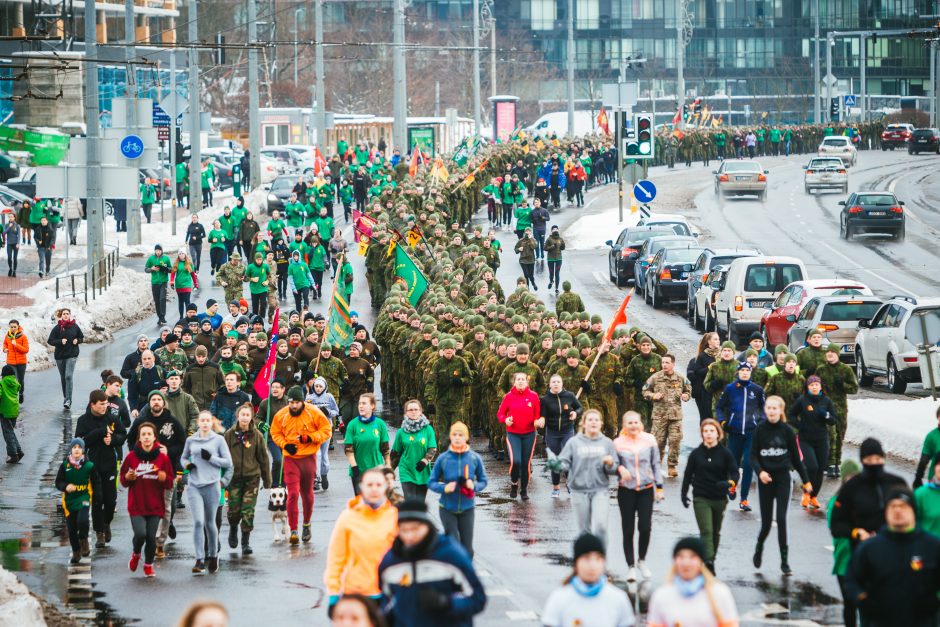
673,536,707,561
860,438,885,460
397,499,435,526
573,533,605,561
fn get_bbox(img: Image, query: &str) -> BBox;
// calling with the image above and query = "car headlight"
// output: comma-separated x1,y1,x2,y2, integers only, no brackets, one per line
267,194,278,203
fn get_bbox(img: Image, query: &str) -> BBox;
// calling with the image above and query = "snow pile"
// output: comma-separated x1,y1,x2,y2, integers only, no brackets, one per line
846,396,940,462
564,208,640,250
0,566,45,627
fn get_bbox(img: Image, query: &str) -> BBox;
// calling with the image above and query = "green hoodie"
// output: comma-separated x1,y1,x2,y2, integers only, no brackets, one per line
0,375,20,418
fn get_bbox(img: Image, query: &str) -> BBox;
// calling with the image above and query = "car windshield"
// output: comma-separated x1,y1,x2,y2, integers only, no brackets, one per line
820,301,883,322
856,194,896,206
626,229,673,245
886,125,908,132
743,264,803,292
822,138,849,146
664,247,705,263
723,162,761,173
905,308,940,345
649,239,692,255
271,177,297,191
712,255,746,268
647,221,692,236
913,129,937,136
809,159,843,169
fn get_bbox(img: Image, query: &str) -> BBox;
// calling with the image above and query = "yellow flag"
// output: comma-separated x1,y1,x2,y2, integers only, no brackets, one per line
535,138,545,150
406,229,422,248
386,239,397,258
358,241,368,256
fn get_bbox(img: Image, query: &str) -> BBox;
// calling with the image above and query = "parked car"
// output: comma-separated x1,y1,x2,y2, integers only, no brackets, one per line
206,160,234,190
645,244,706,309
713,160,768,200
5,167,36,198
276,144,319,174
693,265,731,332
839,191,905,241
880,123,914,150
759,279,873,347
713,256,807,347
0,152,19,182
686,248,761,325
855,296,940,393
908,128,940,155
605,226,673,287
787,295,884,363
260,147,302,174
0,184,30,212
817,136,857,166
803,157,848,194
635,213,699,238
633,235,698,296
265,174,299,215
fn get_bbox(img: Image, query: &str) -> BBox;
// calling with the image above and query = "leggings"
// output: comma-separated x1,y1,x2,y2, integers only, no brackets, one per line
520,263,536,290
187,482,221,560
176,290,192,322
250,292,267,319
189,244,202,271
401,482,428,502
617,487,654,566
547,260,561,287
131,515,161,564
800,438,828,498
65,507,90,554
311,270,323,298
545,428,574,485
837,574,858,627
284,455,316,530
506,431,537,490
501,203,513,226
56,357,77,404
210,247,227,273
91,469,118,532
487,199,497,223
756,471,791,552
439,507,475,558
727,431,754,501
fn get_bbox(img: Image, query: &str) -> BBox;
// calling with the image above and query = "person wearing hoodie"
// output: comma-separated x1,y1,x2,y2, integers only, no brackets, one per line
378,499,487,627
223,403,271,555
715,361,766,512
529,200,551,261
183,346,225,411
828,459,861,627
164,369,200,434
75,389,127,548
180,410,233,574
540,374,583,496
270,385,332,545
127,350,166,415
429,421,487,556
209,372,251,430
325,468,398,618
101,371,132,429
55,437,100,564
3,319,28,402
788,375,836,508
288,249,312,312
306,376,340,491
549,409,627,546
497,371,542,500
736,332,773,369
390,399,438,501
613,411,663,582
750,395,811,576
0,364,23,463
543,225,566,293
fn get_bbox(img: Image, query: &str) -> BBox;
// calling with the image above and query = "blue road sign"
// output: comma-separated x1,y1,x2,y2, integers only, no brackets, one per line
843,94,857,107
120,134,144,159
152,103,171,127
633,179,657,202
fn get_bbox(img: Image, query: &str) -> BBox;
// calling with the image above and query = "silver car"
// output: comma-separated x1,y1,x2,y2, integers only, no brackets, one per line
803,157,848,194
713,160,768,201
787,295,884,363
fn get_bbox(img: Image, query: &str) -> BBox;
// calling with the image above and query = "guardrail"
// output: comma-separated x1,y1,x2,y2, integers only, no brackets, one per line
54,244,120,305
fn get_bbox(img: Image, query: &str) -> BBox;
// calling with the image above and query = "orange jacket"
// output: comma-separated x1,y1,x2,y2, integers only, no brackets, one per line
324,496,398,597
269,402,332,458
4,331,28,365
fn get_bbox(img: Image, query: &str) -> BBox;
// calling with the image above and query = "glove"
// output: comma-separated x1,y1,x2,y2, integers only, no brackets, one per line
327,595,339,619
546,457,564,473
580,379,593,394
293,371,302,382
415,459,429,472
351,465,361,481
258,421,270,435
681,493,690,509
298,434,311,444
200,448,212,460
186,463,196,471
284,443,298,455
612,382,624,396
418,587,451,612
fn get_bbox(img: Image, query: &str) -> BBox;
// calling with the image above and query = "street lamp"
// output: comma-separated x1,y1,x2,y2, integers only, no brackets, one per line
294,6,305,87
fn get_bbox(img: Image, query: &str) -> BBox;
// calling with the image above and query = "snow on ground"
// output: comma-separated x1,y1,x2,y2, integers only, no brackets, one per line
846,395,940,462
564,207,640,250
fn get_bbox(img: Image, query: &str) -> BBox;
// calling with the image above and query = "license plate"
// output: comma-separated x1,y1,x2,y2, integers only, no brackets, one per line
821,175,831,180
919,139,927,143
842,345,854,352
735,176,750,181
749,300,771,308
869,211,886,216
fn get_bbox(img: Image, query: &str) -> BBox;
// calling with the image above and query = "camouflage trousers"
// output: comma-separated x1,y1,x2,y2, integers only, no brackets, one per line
828,413,847,467
227,477,261,532
652,416,683,468
590,395,620,438
433,401,468,448
634,395,653,432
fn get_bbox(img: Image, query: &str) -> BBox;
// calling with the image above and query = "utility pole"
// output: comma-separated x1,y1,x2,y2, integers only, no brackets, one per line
472,0,481,135
676,0,686,129
125,0,142,244
392,0,407,152
187,0,202,213
169,51,177,234
314,0,325,149
84,0,104,277
826,34,833,122
813,0,820,124
247,0,261,190
566,0,574,136
490,15,496,99
859,33,867,123
933,42,939,127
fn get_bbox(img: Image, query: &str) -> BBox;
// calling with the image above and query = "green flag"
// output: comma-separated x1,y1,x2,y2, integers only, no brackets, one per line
326,287,354,348
394,245,428,307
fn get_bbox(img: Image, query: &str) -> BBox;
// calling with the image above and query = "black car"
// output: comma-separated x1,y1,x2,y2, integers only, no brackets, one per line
645,244,705,309
0,152,19,183
207,160,235,190
265,174,298,216
839,191,905,241
908,128,940,155
605,226,673,287
686,247,761,324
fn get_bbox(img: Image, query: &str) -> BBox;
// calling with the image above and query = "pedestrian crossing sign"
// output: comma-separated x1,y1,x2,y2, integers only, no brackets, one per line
843,94,857,107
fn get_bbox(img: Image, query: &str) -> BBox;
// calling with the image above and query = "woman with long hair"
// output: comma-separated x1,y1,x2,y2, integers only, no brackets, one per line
328,227,347,280
688,332,720,420
238,211,261,259
47,307,83,410
171,249,199,322
331,595,386,627
751,395,811,575
646,537,739,627
788,375,836,510
497,371,542,500
207,219,228,275
4,215,21,277
614,410,663,582
390,399,437,501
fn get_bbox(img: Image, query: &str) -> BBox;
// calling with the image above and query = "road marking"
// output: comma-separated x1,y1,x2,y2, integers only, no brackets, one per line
486,588,514,597
593,271,609,286
819,241,919,298
506,610,540,621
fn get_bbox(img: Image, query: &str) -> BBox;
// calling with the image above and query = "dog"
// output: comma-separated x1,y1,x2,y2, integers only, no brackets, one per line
268,487,289,543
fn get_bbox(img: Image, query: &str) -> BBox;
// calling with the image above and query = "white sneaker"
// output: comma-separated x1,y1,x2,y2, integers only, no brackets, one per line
626,566,638,582
638,560,652,579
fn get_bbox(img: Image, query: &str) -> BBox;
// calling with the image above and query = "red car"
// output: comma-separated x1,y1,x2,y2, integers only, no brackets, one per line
759,279,873,347
880,123,913,150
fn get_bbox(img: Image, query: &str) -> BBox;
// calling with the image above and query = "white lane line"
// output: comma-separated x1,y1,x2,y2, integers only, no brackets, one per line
819,241,920,298
593,270,610,286
506,610,540,621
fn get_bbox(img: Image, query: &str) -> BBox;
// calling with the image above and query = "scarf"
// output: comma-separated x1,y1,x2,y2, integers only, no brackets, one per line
570,576,606,598
674,574,705,598
362,496,386,511
704,347,719,358
358,414,376,425
67,454,85,469
402,414,430,434
449,442,470,454
58,318,76,330
133,444,159,462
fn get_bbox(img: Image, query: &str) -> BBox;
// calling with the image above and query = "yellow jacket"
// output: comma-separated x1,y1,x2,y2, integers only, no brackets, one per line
324,496,398,597
270,402,332,459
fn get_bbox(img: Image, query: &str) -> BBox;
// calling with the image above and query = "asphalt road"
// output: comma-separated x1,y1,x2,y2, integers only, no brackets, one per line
0,148,933,626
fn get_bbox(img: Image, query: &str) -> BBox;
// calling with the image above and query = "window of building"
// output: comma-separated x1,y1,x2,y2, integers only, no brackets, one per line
577,0,600,29
531,0,557,30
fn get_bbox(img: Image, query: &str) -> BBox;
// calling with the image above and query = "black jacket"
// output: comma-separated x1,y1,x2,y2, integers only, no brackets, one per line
530,206,550,231
107,394,132,429
846,526,940,627
127,409,186,473
127,364,167,409
47,320,84,360
74,408,128,473
186,222,206,246
749,419,808,482
830,466,909,543
687,351,716,396
681,442,739,501
788,392,836,443
539,389,582,433
33,223,54,248
120,348,146,380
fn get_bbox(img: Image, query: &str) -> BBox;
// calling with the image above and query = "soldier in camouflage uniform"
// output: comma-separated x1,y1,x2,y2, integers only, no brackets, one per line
550,348,590,400
425,338,474,444
815,343,858,475
642,354,692,476
497,343,546,395
309,342,349,408
555,281,585,314
155,334,190,373
216,252,245,305
703,341,740,416
623,336,662,431
585,341,623,436
764,354,805,418
796,328,827,376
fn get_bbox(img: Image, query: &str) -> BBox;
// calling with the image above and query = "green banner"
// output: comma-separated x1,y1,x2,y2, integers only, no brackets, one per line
0,126,69,165
326,287,354,349
394,245,428,307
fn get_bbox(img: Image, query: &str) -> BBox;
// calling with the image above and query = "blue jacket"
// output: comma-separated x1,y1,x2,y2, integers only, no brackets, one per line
379,533,487,627
538,163,567,189
428,448,487,514
715,379,765,435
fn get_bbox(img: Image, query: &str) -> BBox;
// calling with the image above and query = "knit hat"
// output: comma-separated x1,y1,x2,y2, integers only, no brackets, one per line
397,499,435,526
745,348,758,358
590,314,602,324
826,343,841,354
195,345,208,358
154,243,163,251
286,386,305,402
808,327,824,338
573,533,606,561
721,340,736,350
673,536,706,561
783,353,798,364
440,338,456,350
637,335,652,345
886,490,915,511
515,343,530,355
164,333,179,345
450,421,470,438
256,332,268,343
304,327,318,338
806,375,822,386
737,361,752,371
748,331,764,342
148,390,167,403
860,438,885,460
206,298,217,309
349,342,363,352
562,281,572,292
320,342,332,351
0,365,13,378
774,344,789,355
68,437,85,451
840,459,861,479
565,348,580,359
136,334,149,343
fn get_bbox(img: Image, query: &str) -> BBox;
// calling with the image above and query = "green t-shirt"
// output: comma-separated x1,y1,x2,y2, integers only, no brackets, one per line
243,262,270,295
219,214,237,240
345,416,389,475
145,254,172,284
207,229,227,250
922,428,940,471
231,206,247,229
173,260,195,289
915,484,940,539
308,244,327,271
268,218,287,240
391,424,437,484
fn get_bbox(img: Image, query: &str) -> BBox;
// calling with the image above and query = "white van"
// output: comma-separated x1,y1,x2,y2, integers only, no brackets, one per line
525,111,601,138
714,256,807,347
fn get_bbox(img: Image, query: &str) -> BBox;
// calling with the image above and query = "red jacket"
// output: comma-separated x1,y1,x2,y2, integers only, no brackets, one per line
119,449,175,517
497,387,541,434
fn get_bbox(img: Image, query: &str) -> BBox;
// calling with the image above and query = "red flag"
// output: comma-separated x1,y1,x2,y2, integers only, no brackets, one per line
313,147,327,176
408,148,421,178
252,307,280,400
603,289,633,344
672,108,682,126
353,210,377,238
597,108,610,135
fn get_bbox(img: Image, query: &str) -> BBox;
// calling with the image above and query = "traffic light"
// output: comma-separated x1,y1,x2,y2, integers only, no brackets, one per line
634,114,654,160
215,34,226,65
830,97,840,122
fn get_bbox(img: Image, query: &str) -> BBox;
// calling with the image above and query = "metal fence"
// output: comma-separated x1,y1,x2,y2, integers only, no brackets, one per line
54,245,120,305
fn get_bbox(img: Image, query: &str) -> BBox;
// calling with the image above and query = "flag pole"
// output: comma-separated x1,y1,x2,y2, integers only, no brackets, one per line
314,250,345,376
576,288,633,399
